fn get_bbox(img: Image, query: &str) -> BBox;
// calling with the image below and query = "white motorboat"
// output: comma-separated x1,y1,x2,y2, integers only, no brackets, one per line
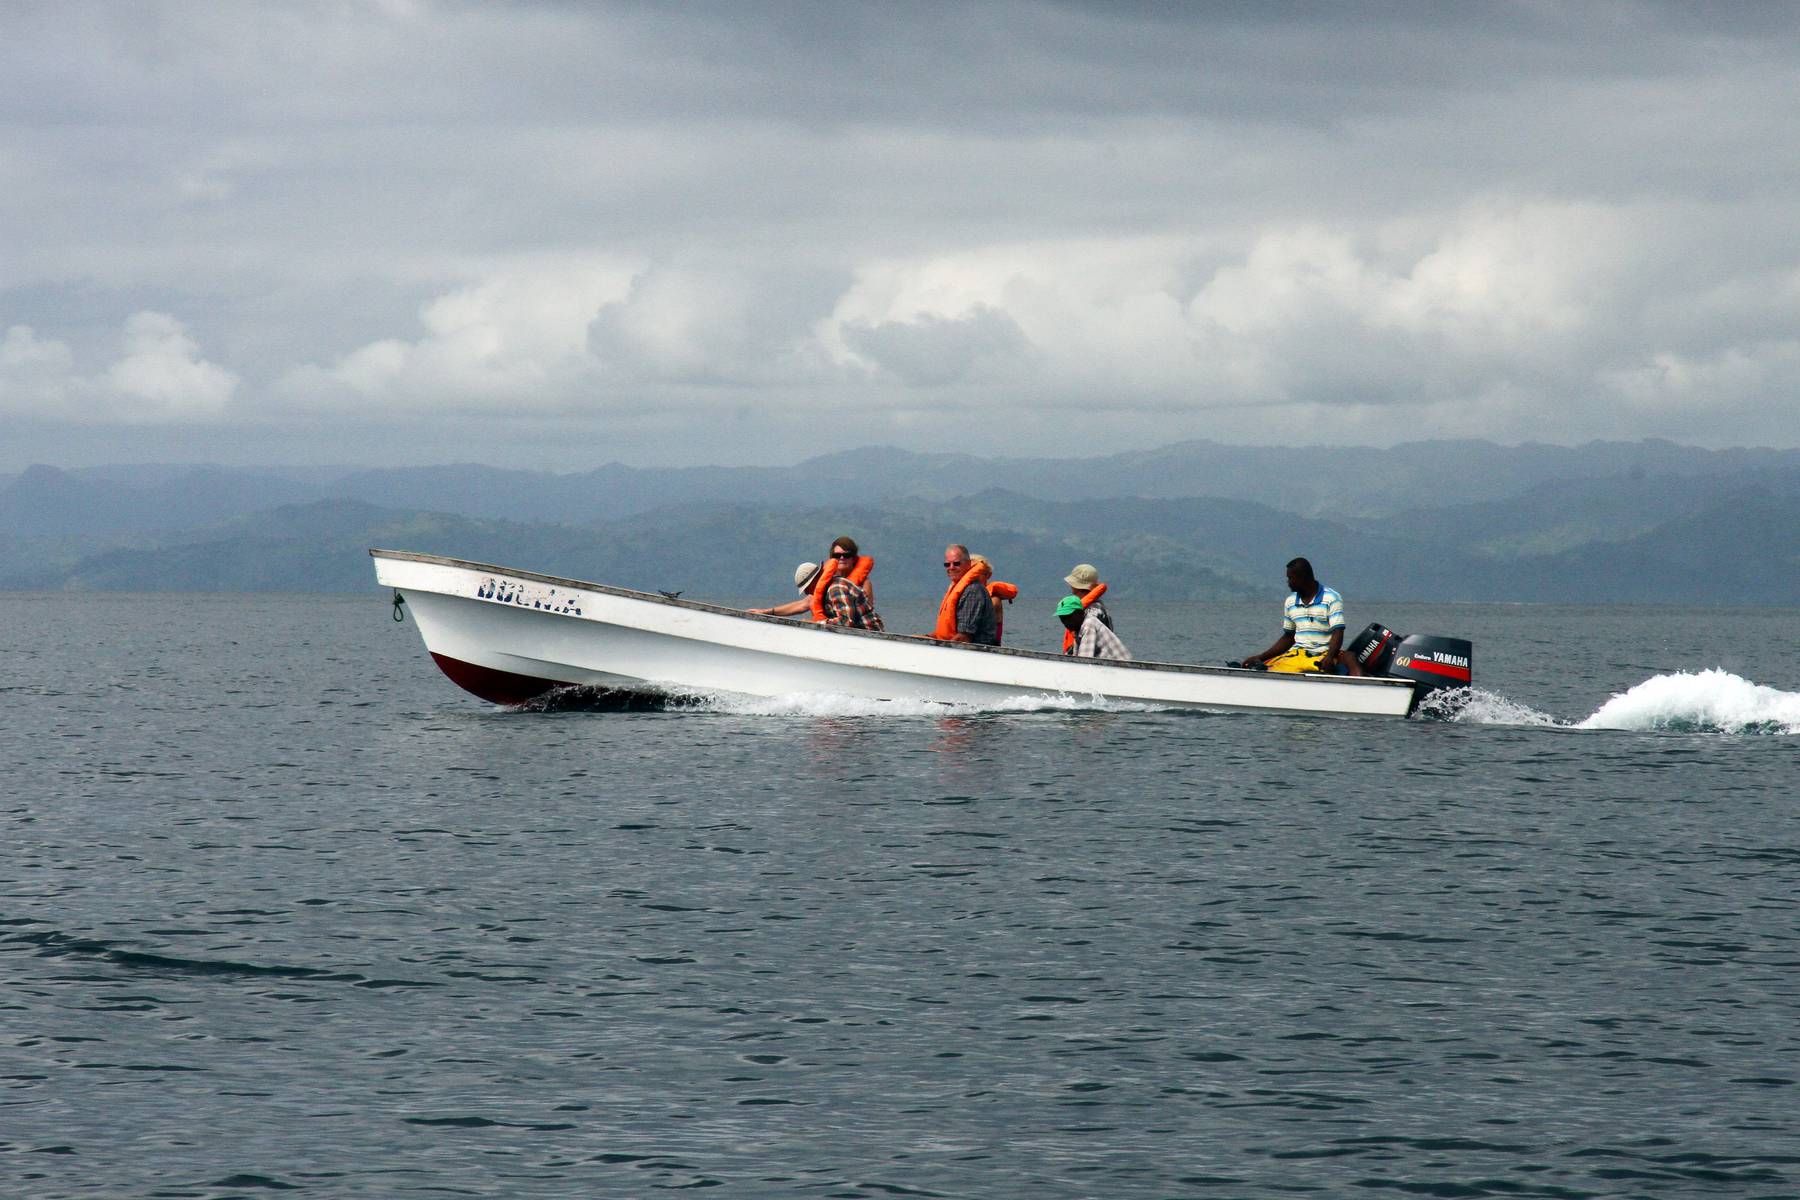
371,550,1471,718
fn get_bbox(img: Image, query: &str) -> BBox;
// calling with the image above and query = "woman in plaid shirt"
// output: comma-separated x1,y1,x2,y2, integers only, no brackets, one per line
820,538,884,631
749,537,884,632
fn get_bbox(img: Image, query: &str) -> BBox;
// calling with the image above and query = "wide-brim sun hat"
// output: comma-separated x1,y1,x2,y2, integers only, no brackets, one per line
794,561,821,591
1064,563,1099,590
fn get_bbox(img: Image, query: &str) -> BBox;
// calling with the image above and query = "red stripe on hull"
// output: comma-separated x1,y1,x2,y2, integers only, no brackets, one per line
429,652,562,706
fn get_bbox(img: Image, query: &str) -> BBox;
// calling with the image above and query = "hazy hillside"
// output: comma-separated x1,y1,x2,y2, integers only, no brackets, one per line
0,464,326,536
1486,487,1800,604
25,477,1798,608
51,498,1258,605
6,439,1796,604
1383,465,1800,556
10,439,1796,536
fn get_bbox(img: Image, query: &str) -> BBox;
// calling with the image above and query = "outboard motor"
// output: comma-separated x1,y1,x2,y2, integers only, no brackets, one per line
1347,623,1473,713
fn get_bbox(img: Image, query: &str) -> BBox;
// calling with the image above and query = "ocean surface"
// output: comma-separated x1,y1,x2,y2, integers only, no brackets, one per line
2,591,1796,1200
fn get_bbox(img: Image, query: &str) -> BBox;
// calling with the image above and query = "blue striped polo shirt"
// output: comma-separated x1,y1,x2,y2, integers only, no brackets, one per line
1283,584,1345,652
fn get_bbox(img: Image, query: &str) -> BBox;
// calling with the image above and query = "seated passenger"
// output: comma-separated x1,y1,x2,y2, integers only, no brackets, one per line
748,560,824,618
1056,595,1131,660
1239,556,1360,675
933,544,998,645
817,538,883,631
748,537,879,628
1061,563,1113,654
970,555,1018,645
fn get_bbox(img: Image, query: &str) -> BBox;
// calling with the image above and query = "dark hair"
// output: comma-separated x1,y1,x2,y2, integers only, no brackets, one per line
1286,556,1314,576
832,536,859,557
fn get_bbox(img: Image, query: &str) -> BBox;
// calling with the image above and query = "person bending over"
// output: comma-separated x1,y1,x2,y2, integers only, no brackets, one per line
1057,594,1130,661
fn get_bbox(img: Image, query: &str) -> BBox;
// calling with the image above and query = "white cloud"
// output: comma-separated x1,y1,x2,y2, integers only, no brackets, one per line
7,4,1800,461
171,139,285,203
809,203,1645,413
11,200,1797,463
282,257,855,412
105,311,238,418
1,312,236,423
254,197,1800,458
1604,340,1800,415
819,239,1203,397
838,306,1035,387
0,324,76,416
1177,202,1636,406
281,257,639,410
586,265,832,386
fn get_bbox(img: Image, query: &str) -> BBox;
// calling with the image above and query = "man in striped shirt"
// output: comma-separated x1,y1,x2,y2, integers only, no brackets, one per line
1241,557,1361,675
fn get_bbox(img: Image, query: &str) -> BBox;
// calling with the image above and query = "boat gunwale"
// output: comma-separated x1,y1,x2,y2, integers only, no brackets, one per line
370,547,1413,692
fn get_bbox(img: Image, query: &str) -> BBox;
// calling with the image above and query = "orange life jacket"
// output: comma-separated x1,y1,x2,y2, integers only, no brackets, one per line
808,555,873,622
932,559,991,640
987,580,1018,644
1061,582,1108,653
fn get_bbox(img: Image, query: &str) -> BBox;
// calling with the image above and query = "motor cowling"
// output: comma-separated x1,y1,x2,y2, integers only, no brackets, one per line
1347,622,1403,675
1388,634,1473,695
1347,622,1473,702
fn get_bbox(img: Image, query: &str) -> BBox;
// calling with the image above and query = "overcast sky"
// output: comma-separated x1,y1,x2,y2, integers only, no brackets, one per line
4,1,1799,470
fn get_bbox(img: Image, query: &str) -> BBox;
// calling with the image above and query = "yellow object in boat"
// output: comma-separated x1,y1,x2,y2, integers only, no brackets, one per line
1265,646,1323,673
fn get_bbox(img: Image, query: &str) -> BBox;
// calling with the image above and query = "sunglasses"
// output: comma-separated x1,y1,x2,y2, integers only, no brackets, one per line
944,560,965,568
832,550,855,559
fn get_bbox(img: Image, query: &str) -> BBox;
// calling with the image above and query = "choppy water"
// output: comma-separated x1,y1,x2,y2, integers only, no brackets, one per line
2,593,1795,1199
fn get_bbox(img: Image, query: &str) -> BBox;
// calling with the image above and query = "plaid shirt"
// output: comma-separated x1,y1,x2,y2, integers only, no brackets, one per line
823,576,884,631
1075,615,1131,660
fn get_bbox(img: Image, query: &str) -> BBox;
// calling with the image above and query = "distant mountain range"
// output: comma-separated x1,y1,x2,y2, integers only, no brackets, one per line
2,439,1796,604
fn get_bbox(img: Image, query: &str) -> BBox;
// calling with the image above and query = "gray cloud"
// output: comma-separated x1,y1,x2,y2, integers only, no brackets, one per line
3,0,1799,468
839,306,1034,387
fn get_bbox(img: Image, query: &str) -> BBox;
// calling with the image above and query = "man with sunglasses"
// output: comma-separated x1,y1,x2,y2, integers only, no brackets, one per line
933,544,999,645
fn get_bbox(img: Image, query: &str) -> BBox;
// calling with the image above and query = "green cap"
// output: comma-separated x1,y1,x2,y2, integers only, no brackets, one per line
1054,595,1084,618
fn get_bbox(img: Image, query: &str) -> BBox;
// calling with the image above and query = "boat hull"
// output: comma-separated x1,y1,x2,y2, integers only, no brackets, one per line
372,550,1418,718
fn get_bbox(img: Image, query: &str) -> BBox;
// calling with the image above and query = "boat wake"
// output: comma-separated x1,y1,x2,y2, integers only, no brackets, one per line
1418,687,1561,727
512,671,1797,734
508,684,1172,718
1575,669,1800,735
681,690,1172,719
1431,670,1800,735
